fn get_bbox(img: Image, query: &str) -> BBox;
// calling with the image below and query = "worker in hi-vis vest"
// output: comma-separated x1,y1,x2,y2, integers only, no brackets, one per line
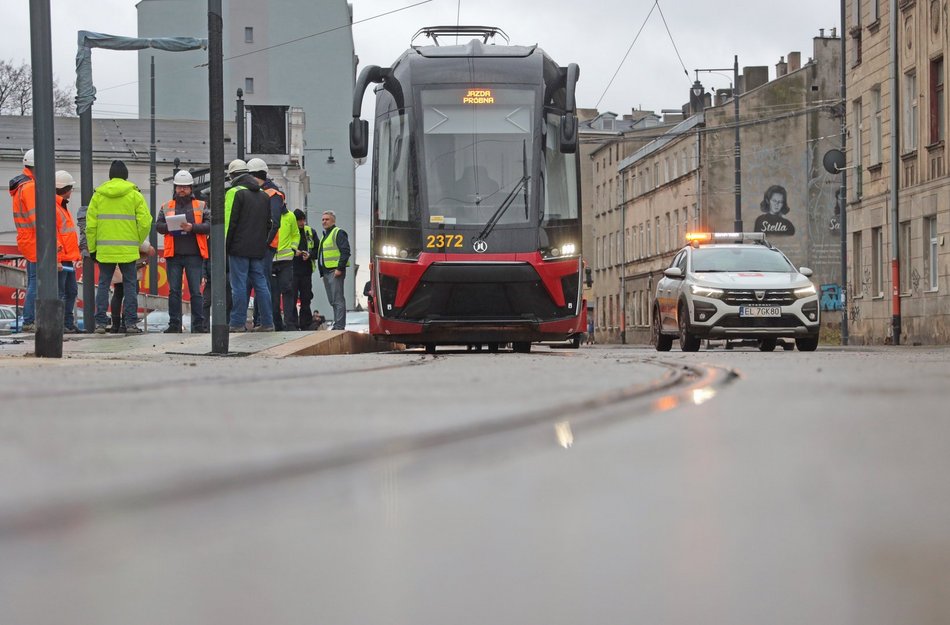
316,210,350,331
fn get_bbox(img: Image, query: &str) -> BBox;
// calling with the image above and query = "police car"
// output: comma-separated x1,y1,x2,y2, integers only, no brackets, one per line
652,232,820,352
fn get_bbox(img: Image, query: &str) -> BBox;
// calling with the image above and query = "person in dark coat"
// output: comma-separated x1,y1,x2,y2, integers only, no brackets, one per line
226,173,277,331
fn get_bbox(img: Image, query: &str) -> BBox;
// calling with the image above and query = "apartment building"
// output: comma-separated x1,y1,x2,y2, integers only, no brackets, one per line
846,0,949,343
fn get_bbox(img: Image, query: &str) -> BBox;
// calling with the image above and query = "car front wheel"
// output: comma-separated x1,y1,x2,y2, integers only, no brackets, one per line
678,303,701,352
795,336,819,351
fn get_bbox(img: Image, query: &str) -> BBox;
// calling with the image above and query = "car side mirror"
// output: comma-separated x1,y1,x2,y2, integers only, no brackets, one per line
799,267,813,277
663,267,684,279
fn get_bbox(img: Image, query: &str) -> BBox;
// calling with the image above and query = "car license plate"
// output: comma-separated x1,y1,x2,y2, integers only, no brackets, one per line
739,306,781,317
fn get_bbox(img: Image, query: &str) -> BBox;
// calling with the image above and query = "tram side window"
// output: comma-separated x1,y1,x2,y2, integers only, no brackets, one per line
376,114,411,223
543,114,579,222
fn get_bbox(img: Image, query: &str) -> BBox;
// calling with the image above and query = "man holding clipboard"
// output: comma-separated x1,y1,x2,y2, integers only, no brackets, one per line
156,170,211,333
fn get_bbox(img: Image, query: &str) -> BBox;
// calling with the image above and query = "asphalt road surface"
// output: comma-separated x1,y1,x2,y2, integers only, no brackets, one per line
1,344,949,625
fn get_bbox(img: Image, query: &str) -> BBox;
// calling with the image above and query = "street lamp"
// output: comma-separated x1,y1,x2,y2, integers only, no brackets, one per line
694,55,742,232
304,147,335,164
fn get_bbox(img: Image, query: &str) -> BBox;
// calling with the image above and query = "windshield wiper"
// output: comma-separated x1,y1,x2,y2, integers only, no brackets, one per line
476,173,530,242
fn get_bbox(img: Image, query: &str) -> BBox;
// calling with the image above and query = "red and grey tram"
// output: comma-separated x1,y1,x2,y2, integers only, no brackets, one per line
350,26,585,353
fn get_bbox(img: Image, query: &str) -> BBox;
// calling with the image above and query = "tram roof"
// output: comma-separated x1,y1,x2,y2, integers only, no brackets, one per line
412,40,537,59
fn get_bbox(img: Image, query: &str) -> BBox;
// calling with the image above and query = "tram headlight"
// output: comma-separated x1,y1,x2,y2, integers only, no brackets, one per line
542,242,578,260
381,244,399,258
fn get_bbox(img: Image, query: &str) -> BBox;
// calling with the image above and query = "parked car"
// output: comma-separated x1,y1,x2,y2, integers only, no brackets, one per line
0,306,22,333
653,232,820,352
143,311,191,333
328,310,369,333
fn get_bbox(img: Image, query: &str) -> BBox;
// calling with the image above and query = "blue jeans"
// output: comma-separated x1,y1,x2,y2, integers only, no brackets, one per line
58,267,79,329
23,261,36,324
167,255,205,330
252,247,275,327
229,255,273,328
95,262,138,327
322,271,346,330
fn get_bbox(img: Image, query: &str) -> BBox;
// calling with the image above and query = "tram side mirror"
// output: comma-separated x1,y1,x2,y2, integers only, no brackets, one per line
350,119,369,159
559,113,578,154
585,267,593,288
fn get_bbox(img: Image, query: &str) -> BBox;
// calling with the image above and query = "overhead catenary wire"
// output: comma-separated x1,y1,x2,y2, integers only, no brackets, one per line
595,1,658,109
654,0,690,85
96,1,432,94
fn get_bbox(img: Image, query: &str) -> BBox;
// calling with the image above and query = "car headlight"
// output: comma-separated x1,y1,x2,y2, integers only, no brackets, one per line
690,284,724,298
794,285,817,298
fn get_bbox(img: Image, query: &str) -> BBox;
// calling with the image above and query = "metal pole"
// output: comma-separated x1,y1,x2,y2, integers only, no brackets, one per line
80,111,95,333
839,0,849,345
149,56,158,296
620,169,626,344
733,55,742,232
236,88,245,160
208,0,228,353
29,0,63,357
888,0,901,344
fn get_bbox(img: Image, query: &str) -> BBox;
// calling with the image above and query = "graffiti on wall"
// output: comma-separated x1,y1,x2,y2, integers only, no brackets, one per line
753,185,796,236
820,283,843,311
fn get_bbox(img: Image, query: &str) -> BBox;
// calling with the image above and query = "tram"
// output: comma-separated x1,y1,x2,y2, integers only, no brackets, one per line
350,26,585,353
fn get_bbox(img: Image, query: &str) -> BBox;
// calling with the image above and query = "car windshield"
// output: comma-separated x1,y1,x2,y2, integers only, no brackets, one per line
692,247,795,272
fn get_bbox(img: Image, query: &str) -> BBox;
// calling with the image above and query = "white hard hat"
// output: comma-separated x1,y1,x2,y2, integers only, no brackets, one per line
23,149,35,167
227,159,248,177
246,157,268,176
173,170,195,186
55,170,76,188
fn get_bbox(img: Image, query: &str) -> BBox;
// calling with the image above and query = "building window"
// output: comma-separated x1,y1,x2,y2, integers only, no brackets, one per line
872,227,884,297
852,0,861,27
654,217,660,255
664,212,671,251
595,237,602,269
639,224,644,259
673,209,680,245
870,86,883,165
930,57,945,144
924,215,938,290
244,27,254,43
853,230,863,297
904,71,919,152
244,77,254,94
899,221,911,294
646,222,651,257
870,0,878,22
852,99,863,198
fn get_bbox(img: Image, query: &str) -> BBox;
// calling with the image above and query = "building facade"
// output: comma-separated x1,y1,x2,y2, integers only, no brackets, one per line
598,34,843,345
845,0,949,343
136,0,357,312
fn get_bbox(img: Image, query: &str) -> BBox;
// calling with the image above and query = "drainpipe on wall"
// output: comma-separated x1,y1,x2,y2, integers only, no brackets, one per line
889,0,902,344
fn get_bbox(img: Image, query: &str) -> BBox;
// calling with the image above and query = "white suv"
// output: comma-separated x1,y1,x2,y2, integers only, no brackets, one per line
653,233,820,352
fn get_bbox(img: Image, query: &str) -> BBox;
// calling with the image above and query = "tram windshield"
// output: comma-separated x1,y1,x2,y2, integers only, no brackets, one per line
421,87,534,227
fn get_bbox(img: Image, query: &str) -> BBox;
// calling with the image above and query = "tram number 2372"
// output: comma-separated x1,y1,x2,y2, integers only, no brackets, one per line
425,234,465,249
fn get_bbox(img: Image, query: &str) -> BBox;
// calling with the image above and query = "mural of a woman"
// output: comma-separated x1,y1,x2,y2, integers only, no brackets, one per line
754,185,796,236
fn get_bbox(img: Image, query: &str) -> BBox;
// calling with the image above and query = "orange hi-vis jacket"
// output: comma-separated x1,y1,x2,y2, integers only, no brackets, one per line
55,195,81,263
9,167,37,262
162,198,209,259
264,187,286,248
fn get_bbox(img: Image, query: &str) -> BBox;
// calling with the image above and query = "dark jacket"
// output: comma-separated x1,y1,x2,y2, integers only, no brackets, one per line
225,175,276,259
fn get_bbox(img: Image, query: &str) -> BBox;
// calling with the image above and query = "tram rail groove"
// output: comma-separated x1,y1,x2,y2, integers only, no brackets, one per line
0,359,736,537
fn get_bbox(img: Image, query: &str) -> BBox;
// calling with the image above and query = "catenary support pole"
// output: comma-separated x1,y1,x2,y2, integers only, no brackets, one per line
209,0,228,353
80,111,94,332
149,56,158,295
29,0,63,357
839,0,849,345
733,55,742,232
889,0,901,344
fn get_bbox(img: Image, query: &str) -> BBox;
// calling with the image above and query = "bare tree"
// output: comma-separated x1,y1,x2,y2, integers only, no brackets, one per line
0,58,77,117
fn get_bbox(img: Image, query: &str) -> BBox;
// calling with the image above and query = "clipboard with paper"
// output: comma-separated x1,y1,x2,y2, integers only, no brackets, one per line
165,213,187,234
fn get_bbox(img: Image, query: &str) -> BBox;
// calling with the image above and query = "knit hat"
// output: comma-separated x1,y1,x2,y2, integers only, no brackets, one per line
293,209,306,221
109,160,129,180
